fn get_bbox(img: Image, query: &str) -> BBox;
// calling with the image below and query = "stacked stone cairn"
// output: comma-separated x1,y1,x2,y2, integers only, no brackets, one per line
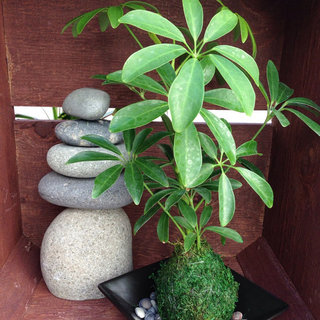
38,88,133,301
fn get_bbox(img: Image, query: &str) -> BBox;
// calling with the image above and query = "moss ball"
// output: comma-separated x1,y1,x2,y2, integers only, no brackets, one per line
153,243,239,320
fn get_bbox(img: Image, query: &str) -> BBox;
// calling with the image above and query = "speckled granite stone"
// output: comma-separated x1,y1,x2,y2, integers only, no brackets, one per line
38,172,132,209
47,143,126,178
55,120,123,147
40,208,133,300
62,88,110,120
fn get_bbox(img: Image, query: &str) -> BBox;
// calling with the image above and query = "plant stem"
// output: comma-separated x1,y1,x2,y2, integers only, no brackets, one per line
250,111,273,141
124,24,143,49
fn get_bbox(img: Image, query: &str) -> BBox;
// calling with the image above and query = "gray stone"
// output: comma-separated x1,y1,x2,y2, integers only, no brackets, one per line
139,298,152,309
55,119,123,147
47,143,126,178
38,171,132,209
62,88,110,120
40,208,133,300
135,307,146,318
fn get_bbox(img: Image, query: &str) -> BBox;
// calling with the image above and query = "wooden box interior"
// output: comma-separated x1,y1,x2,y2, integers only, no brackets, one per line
0,1,319,319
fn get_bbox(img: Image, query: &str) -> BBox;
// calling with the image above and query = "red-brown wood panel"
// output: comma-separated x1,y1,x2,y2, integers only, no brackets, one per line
3,0,286,108
0,1,21,268
263,0,320,317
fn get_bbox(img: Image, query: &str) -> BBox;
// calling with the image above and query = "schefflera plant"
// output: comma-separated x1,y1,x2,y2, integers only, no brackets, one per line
65,0,320,252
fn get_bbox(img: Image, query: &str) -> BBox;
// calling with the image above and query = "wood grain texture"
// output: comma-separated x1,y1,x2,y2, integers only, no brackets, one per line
0,0,21,267
237,237,315,320
0,236,41,320
263,1,320,317
3,0,286,108
14,120,272,262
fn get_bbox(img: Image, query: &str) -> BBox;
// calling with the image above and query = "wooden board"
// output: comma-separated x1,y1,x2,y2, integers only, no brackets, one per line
3,0,286,108
14,120,272,262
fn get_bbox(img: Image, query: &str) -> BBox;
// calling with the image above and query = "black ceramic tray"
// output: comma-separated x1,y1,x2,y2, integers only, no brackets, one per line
98,260,288,320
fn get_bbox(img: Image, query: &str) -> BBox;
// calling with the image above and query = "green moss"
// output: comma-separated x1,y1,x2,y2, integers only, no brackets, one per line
153,242,238,320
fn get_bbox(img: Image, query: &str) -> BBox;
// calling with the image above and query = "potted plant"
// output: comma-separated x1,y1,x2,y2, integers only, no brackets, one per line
63,0,320,319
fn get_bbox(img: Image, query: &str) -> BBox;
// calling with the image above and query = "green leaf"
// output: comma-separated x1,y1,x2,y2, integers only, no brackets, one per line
200,56,216,85
124,1,159,13
285,108,320,136
122,44,187,82
188,163,214,188
198,132,218,159
282,97,320,112
204,89,242,112
184,233,197,252
136,131,172,154
178,200,197,228
259,81,270,106
173,216,194,231
98,11,109,32
276,82,294,104
157,213,169,243
66,151,120,164
76,8,105,35
209,54,255,115
213,45,259,85
200,206,212,228
119,10,185,42
169,58,204,132
93,164,123,198
236,140,259,158
236,167,273,208
174,123,202,187
201,178,242,191
238,15,248,43
182,0,203,42
109,100,168,132
219,173,235,227
203,9,238,43
246,22,257,58
123,129,135,153
124,3,146,10
136,158,169,187
272,109,290,127
158,143,173,161
195,187,212,204
131,128,153,154
156,63,176,88
267,60,279,103
107,6,123,28
124,162,144,205
144,189,174,213
204,226,243,243
200,108,237,165
81,134,122,155
237,157,265,178
165,189,186,210
134,204,161,235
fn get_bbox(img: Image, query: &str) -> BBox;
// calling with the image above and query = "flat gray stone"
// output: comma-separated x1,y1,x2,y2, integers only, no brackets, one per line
47,143,126,178
62,88,110,120
38,172,132,209
55,120,123,147
41,208,133,300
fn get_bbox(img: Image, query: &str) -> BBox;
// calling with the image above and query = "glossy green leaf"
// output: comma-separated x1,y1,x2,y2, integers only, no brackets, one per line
282,97,320,112
174,123,202,187
156,63,176,88
123,129,135,153
267,60,279,103
204,89,242,112
200,108,237,165
276,82,294,104
131,128,153,154
200,56,216,85
93,164,123,198
174,216,194,231
98,11,109,32
109,100,168,132
66,151,120,164
236,167,273,208
272,109,290,127
184,233,197,252
119,10,185,42
123,1,159,13
238,15,248,43
209,54,255,115
81,134,122,155
219,173,235,227
136,158,169,187
124,162,144,205
178,200,197,228
144,189,173,213
76,8,105,34
136,131,172,154
122,44,187,82
236,140,259,158
107,6,123,28
198,132,218,159
201,178,242,191
169,58,204,132
237,157,265,178
246,22,257,58
213,45,259,85
182,0,203,41
259,81,270,106
195,187,212,204
188,163,214,188
204,226,243,243
157,213,169,243
165,189,186,210
124,3,146,10
203,9,238,43
285,108,320,136
134,204,161,235
200,206,212,228
158,143,173,161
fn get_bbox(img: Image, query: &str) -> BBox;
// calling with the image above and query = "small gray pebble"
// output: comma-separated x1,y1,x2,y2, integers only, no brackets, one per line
148,307,156,314
131,313,140,320
150,291,156,300
150,300,157,312
232,311,243,320
155,314,161,320
135,307,146,318
145,313,155,320
139,298,152,309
